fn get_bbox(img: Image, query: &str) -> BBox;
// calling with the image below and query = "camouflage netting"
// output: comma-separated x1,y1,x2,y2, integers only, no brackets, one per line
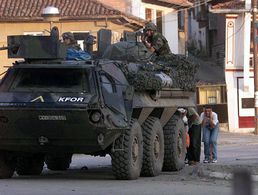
104,42,199,92
127,71,162,91
155,54,199,91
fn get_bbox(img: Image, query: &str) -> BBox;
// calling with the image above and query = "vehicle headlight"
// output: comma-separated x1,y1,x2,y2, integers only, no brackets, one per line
90,111,102,123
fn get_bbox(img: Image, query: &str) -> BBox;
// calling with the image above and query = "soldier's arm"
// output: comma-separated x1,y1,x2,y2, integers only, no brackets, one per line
142,36,155,53
151,36,164,52
145,43,155,53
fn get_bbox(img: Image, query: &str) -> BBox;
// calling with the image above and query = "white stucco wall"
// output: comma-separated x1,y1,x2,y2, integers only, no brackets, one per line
225,71,239,130
225,14,254,133
131,1,179,54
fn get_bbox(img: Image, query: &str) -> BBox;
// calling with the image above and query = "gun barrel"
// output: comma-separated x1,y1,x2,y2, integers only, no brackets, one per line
0,46,9,51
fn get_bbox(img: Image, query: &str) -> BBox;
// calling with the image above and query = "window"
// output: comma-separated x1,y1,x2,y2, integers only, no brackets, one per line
100,74,116,93
156,10,163,34
145,8,153,21
101,75,113,93
178,11,185,31
71,31,90,50
10,68,89,93
112,31,121,44
208,96,217,104
198,85,227,105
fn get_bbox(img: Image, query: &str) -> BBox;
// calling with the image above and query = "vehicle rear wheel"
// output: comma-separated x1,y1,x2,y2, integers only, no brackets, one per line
0,151,16,179
162,114,186,171
16,154,44,176
45,154,72,171
111,118,143,180
141,117,164,177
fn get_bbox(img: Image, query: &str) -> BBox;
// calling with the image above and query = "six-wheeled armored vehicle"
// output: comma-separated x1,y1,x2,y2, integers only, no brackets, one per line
0,28,195,180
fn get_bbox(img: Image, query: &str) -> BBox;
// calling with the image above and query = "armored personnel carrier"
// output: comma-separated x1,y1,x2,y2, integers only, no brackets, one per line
0,28,195,180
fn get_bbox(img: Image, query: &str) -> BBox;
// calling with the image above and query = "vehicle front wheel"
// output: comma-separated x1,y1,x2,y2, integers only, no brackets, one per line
16,154,44,176
0,151,16,179
45,154,72,171
111,119,143,180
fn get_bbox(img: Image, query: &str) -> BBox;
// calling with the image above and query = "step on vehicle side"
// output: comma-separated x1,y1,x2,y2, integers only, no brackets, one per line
0,27,195,180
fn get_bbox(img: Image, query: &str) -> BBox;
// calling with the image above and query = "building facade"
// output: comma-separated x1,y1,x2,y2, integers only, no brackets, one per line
211,0,254,132
0,0,144,74
99,0,192,54
188,0,226,66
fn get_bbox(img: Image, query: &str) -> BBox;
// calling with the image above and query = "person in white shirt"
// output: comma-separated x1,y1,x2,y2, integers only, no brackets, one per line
200,106,219,163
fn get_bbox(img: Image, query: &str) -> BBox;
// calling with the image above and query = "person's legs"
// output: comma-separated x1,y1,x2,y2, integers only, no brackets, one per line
187,127,194,161
209,144,213,161
190,124,201,162
210,123,219,161
202,126,210,161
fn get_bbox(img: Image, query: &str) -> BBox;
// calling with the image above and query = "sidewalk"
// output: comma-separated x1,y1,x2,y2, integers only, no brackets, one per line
197,131,258,181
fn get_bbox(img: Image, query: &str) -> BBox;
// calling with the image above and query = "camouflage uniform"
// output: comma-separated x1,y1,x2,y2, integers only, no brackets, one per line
143,22,171,60
149,32,171,59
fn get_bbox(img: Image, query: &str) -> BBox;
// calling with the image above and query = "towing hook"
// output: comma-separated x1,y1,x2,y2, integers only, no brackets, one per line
38,136,49,146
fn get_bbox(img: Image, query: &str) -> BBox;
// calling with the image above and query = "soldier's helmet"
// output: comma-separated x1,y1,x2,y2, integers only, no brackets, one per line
62,32,75,41
144,22,157,31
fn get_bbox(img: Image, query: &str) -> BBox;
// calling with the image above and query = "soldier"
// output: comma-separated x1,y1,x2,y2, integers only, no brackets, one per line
142,22,172,59
62,32,92,60
62,32,81,51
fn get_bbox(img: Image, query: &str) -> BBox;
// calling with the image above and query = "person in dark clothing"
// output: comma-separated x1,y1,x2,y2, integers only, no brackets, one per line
187,107,202,165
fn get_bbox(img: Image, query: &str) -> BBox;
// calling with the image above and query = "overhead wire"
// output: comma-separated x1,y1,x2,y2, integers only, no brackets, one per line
83,0,215,34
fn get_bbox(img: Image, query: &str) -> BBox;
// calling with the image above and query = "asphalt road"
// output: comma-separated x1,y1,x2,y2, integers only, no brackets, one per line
0,132,258,195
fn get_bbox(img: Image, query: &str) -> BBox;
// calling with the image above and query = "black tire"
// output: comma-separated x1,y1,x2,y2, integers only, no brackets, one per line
0,151,16,179
141,117,164,177
16,154,44,176
162,114,186,171
45,154,72,171
111,119,143,180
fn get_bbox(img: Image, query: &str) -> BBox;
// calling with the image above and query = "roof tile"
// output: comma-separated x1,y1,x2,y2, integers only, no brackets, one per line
211,0,245,10
0,0,123,19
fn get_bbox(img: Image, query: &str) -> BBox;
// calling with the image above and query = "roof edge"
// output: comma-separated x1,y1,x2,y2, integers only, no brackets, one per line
209,7,250,14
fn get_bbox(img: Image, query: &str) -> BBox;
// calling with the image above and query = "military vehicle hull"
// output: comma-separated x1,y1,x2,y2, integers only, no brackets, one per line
0,32,196,180
0,108,122,153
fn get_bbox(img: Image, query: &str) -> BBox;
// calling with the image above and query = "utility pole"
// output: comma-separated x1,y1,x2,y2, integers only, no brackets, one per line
253,0,258,134
184,9,188,56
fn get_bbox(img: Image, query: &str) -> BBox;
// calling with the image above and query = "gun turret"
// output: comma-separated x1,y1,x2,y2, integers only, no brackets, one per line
1,27,66,60
0,44,19,51
0,46,9,51
0,44,20,57
6,35,66,60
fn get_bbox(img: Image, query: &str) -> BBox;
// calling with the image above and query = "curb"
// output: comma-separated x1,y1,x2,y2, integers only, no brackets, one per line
190,165,258,182
207,171,258,182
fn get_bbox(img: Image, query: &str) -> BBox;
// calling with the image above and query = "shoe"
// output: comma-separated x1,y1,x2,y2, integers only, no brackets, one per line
203,159,209,163
212,159,217,163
